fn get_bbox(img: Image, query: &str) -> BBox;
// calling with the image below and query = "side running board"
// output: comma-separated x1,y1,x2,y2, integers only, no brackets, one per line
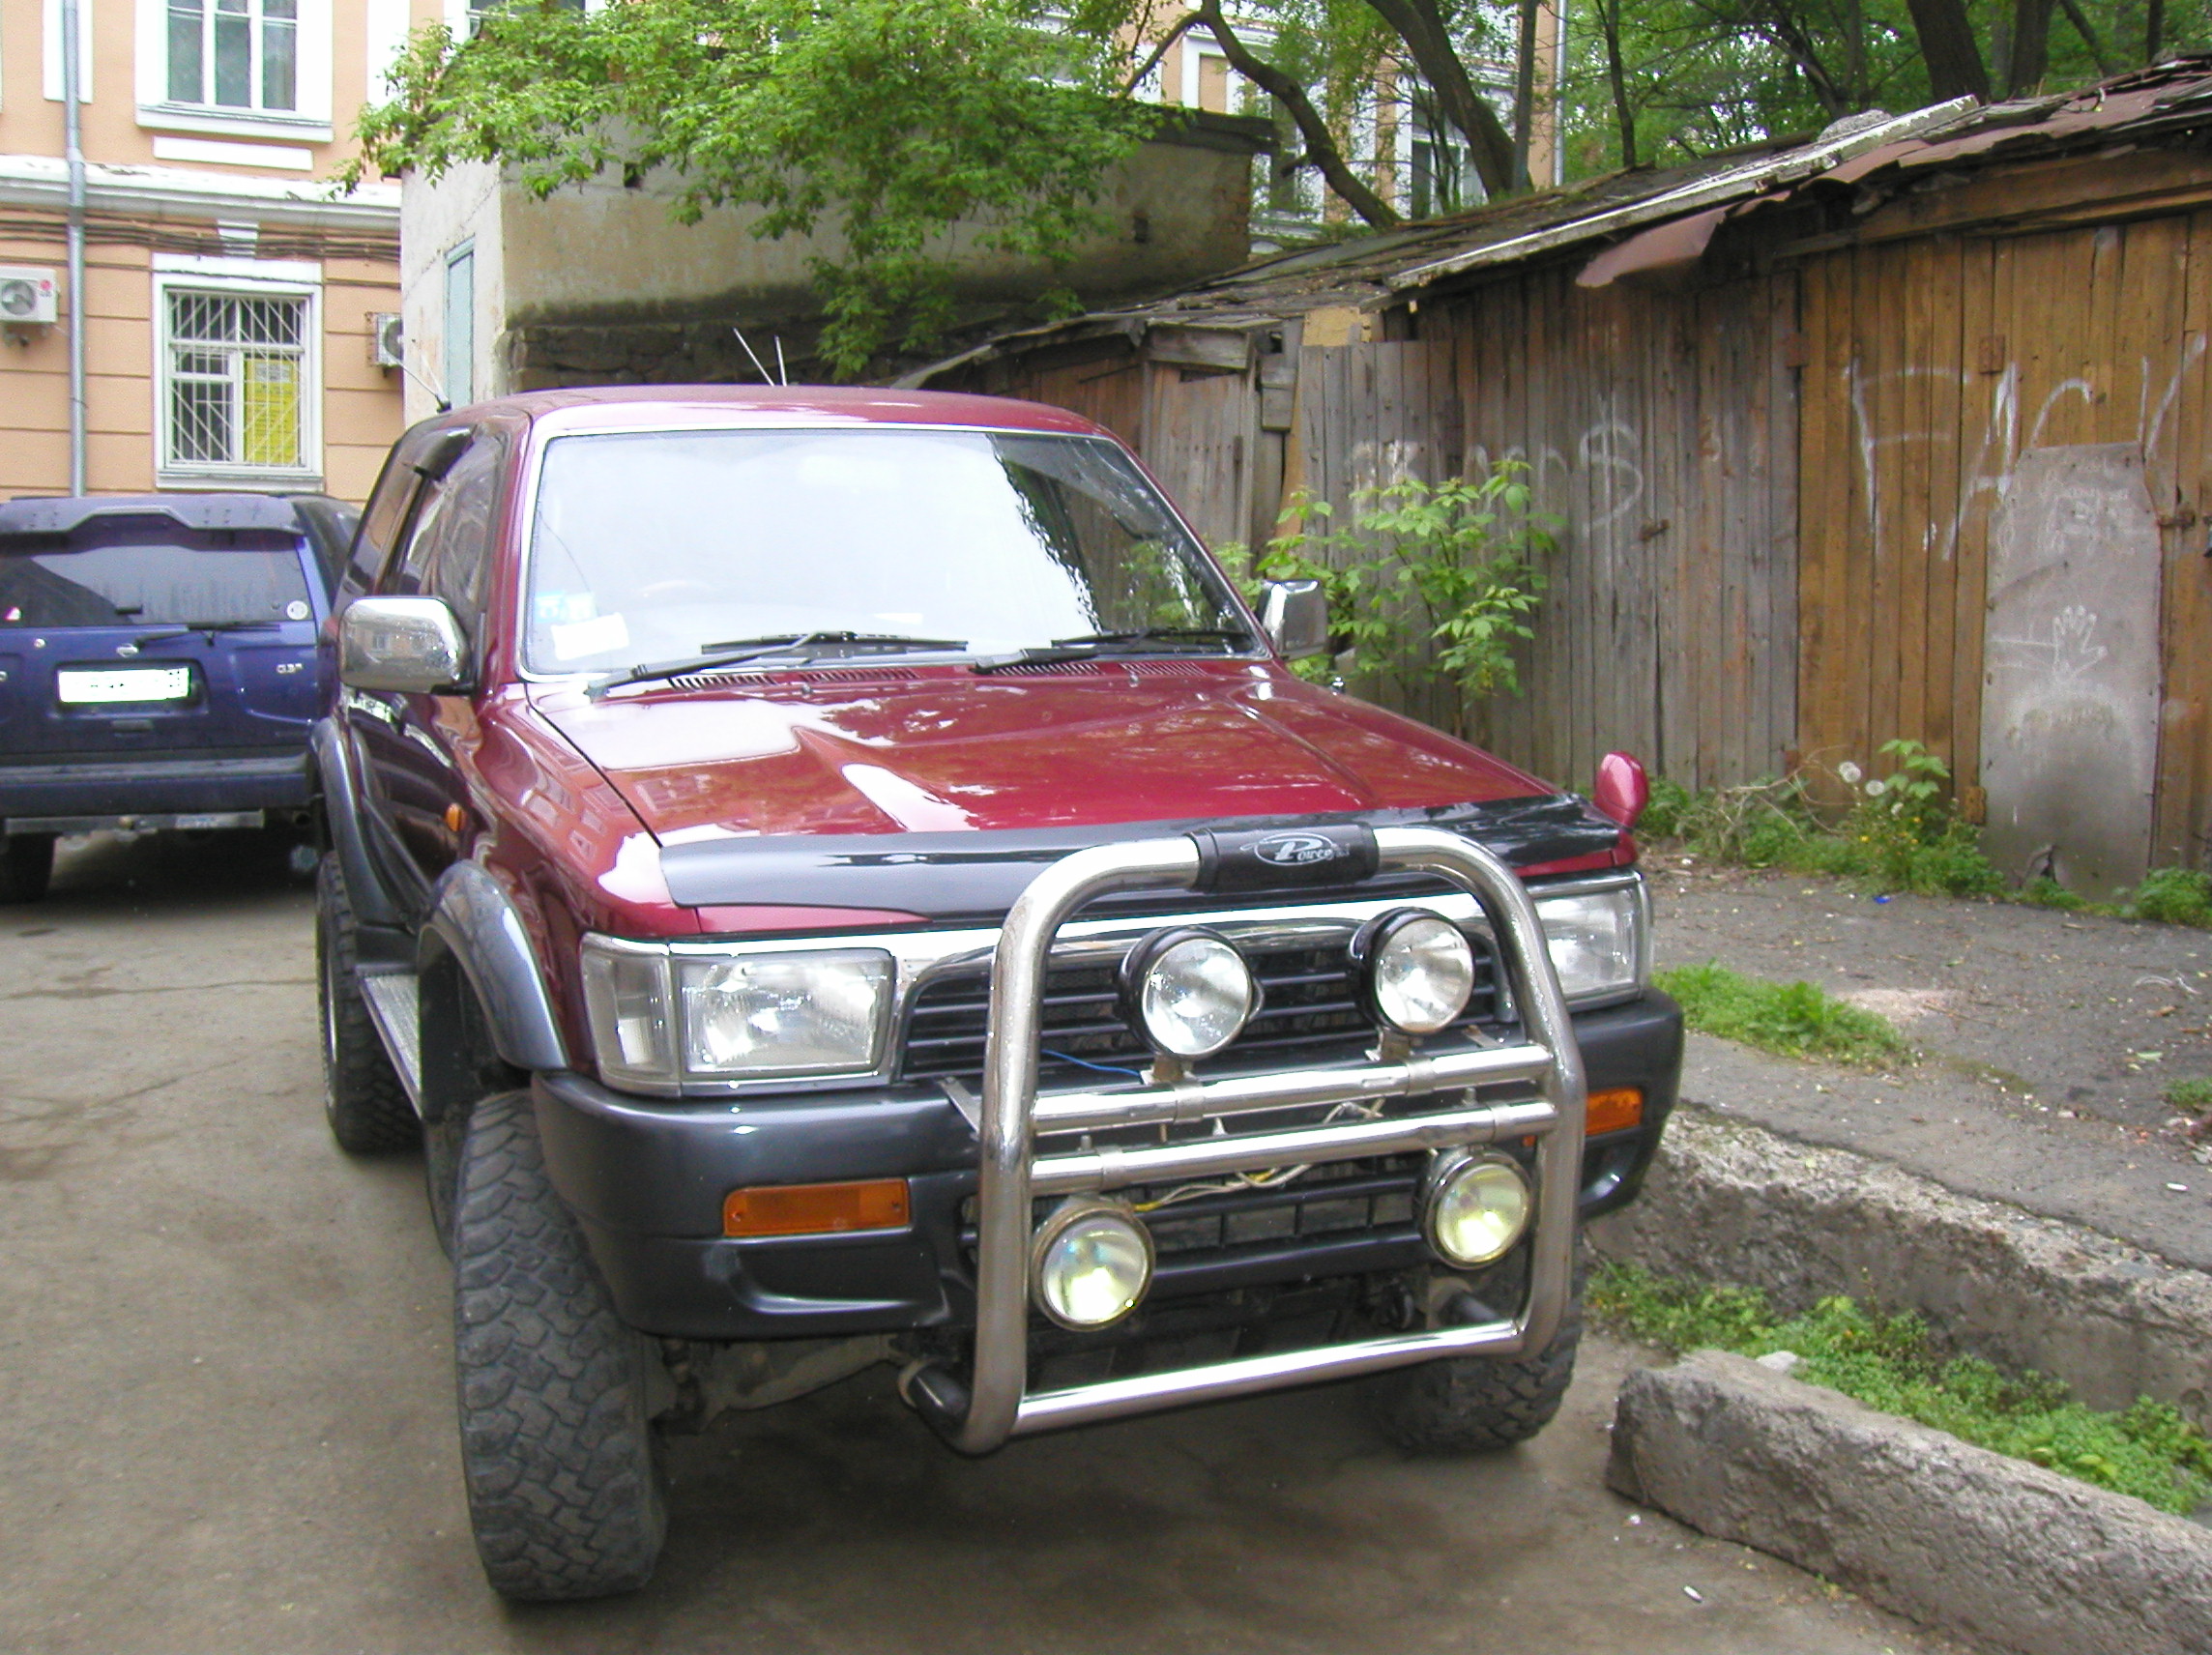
359,972,425,1110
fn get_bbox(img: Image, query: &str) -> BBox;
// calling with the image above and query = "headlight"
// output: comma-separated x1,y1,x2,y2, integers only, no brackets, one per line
1032,1200,1154,1329
1119,927,1257,1059
1351,908,1475,1034
580,937,893,1089
1422,1152,1532,1267
1533,882,1646,1002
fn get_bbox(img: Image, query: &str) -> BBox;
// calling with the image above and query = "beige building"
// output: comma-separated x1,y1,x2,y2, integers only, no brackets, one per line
0,0,428,503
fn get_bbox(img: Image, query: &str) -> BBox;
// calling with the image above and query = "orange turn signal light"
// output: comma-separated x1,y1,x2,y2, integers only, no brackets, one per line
723,1178,911,1238
1586,1087,1644,1136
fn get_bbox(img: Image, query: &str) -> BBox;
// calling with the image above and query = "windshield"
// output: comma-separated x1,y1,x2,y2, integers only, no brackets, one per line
0,533,312,628
522,428,1252,673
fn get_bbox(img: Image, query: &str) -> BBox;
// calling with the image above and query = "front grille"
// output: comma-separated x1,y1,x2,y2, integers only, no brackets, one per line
1133,1156,1422,1257
899,930,1507,1089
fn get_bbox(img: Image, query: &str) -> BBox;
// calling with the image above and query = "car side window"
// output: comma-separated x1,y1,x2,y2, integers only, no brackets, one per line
386,435,505,628
350,450,422,595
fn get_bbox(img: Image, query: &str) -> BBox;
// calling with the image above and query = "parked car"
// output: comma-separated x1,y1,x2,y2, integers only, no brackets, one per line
314,387,1683,1601
0,492,356,900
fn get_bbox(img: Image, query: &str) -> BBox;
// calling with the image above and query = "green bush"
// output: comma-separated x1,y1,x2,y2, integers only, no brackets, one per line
2022,876,2087,911
1640,775,1695,839
1655,961,1913,1068
1591,1262,2212,1515
2131,868,2212,927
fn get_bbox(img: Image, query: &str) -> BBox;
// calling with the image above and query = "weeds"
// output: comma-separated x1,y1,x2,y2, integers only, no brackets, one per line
1590,1261,2212,1515
2131,868,2212,928
1641,744,2002,898
2164,1076,2212,1117
1654,961,1913,1068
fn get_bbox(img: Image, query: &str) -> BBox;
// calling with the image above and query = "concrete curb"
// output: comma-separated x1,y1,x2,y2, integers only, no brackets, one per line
1589,1104,2212,1418
1609,1351,2212,1655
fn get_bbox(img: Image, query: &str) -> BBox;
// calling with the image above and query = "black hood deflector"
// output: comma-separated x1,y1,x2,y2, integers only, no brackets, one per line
658,795,1624,924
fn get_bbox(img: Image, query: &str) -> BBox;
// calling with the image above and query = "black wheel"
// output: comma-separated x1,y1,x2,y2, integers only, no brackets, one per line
315,852,419,1153
0,834,54,903
452,1090,667,1601
1361,1264,1585,1454
424,1105,466,1259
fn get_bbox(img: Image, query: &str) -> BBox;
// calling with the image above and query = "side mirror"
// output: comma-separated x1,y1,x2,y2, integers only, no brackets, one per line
340,596,470,694
1260,579,1329,661
1593,750,1649,828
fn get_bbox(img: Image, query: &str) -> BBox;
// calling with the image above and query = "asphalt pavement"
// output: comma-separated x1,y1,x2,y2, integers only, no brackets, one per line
1651,857,2212,1270
0,832,1959,1654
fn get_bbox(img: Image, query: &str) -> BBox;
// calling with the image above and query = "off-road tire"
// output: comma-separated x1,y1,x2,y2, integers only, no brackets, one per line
452,1089,667,1601
315,852,419,1153
1361,1270,1585,1454
0,834,54,903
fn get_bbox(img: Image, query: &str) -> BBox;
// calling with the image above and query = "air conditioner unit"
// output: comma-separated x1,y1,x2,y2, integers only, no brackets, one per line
0,267,59,327
369,311,404,369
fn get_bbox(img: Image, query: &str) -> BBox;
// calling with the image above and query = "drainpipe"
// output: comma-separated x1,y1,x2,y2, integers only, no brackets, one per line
61,0,88,495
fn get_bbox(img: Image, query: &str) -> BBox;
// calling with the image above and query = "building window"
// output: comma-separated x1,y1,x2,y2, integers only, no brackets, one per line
159,281,319,479
167,0,296,111
444,243,475,408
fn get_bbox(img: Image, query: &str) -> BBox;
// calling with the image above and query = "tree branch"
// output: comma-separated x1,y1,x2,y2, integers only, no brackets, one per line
1900,0,1992,102
1196,2,1400,225
1121,11,1202,94
2057,0,2116,74
1361,0,1515,197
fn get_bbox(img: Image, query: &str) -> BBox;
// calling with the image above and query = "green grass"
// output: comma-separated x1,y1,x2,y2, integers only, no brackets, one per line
2132,868,2212,927
1654,961,1913,1068
1590,1262,2212,1515
2164,1076,2212,1117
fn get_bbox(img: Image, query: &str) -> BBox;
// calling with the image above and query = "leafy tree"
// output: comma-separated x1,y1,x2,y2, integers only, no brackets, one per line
345,0,1157,378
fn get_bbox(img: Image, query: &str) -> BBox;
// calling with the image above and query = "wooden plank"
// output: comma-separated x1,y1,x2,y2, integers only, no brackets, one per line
1656,293,1696,782
1895,237,1936,764
1802,247,1855,782
1864,242,1904,768
1767,269,1802,781
1921,235,1966,775
2154,211,2212,864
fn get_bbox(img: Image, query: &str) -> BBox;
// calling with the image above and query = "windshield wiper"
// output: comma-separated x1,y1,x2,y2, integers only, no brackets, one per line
589,631,969,698
129,620,285,646
972,627,1252,674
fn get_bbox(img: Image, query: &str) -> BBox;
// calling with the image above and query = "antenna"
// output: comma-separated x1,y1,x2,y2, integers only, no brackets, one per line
397,343,451,414
730,325,774,386
774,335,788,386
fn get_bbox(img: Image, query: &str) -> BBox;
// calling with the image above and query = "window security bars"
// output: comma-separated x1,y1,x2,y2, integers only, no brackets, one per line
167,0,297,111
166,289,309,472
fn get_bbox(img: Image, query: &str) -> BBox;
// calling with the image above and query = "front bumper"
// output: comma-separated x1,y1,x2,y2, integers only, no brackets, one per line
534,991,1679,1344
535,828,1682,1451
0,750,308,823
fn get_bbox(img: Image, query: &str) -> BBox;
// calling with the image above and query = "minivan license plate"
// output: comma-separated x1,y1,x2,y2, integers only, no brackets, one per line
56,666,193,705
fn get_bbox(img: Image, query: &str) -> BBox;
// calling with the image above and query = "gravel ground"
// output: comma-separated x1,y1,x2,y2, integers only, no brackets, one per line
1650,857,2212,1269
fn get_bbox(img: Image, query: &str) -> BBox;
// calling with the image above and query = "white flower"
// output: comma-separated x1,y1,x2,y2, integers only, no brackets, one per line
1863,776,1887,797
1838,761,1863,785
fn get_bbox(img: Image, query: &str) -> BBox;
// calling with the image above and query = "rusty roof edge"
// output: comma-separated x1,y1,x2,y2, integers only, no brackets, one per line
1381,96,1980,296
891,312,1154,389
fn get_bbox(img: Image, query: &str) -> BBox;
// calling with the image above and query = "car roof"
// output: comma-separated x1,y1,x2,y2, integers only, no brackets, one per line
435,384,1109,440
0,492,325,537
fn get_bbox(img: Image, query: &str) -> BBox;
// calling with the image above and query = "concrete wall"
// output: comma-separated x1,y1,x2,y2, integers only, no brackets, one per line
400,113,1267,412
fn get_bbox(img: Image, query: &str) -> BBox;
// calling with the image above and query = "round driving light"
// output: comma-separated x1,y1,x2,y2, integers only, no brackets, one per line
1351,909,1476,1034
1422,1153,1532,1267
1119,927,1258,1060
1032,1201,1154,1330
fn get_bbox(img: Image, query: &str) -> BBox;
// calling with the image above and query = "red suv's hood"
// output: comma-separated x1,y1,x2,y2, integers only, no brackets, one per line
532,663,1551,843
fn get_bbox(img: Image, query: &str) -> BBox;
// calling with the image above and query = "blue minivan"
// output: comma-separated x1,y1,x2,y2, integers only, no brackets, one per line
0,492,357,901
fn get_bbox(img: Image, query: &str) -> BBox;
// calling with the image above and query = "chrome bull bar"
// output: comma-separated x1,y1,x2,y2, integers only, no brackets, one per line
905,825,1587,1455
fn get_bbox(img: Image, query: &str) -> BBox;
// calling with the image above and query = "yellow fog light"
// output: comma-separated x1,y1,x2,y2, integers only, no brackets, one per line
1422,1152,1532,1267
1031,1200,1154,1330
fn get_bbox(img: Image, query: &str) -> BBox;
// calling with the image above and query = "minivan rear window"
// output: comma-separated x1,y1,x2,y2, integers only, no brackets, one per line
0,530,311,629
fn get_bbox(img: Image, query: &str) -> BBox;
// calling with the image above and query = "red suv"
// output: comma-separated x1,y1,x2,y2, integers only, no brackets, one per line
316,387,1681,1600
